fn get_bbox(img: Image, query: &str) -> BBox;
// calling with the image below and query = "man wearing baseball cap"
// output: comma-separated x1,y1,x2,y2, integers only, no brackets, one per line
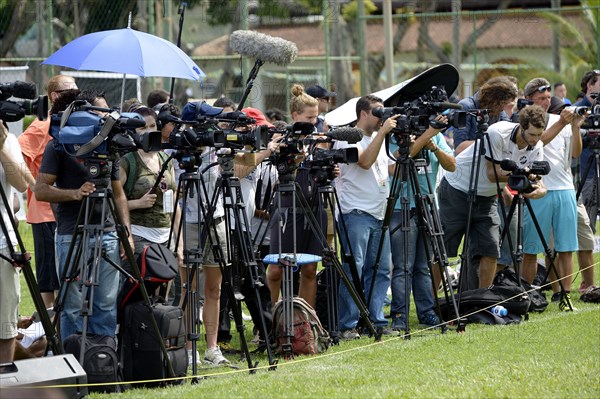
305,84,336,132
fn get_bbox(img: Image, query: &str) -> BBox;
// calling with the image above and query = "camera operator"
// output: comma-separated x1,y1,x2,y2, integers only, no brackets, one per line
453,76,519,155
17,75,78,309
267,84,326,309
35,94,134,343
388,114,456,331
520,78,586,310
574,70,600,229
333,95,399,339
441,106,547,289
306,84,336,132
0,119,34,363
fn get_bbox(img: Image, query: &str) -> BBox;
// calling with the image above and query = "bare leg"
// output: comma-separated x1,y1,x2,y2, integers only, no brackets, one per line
267,264,282,306
578,250,595,288
0,338,16,363
522,254,539,285
298,263,317,308
203,267,222,350
41,292,55,310
478,256,497,288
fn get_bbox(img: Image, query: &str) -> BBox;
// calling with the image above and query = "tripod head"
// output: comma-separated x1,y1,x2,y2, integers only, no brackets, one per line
83,157,114,188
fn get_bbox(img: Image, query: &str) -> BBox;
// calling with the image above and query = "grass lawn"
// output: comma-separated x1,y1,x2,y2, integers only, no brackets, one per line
13,223,600,398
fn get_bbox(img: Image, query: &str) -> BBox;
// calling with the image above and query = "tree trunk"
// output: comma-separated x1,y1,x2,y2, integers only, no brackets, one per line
0,0,30,57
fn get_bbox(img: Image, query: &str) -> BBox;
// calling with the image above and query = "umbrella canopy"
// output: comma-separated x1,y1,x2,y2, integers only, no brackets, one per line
43,28,204,81
325,64,459,127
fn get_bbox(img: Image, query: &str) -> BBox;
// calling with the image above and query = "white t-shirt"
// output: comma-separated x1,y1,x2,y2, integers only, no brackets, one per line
184,147,225,224
251,162,278,244
334,132,389,220
541,113,574,190
228,167,257,232
0,134,26,249
445,121,543,197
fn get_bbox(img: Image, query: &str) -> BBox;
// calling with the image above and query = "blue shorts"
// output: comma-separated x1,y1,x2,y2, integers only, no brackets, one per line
523,190,578,254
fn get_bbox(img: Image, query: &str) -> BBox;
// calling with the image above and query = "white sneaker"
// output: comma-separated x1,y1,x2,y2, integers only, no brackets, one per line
204,346,230,366
187,350,201,366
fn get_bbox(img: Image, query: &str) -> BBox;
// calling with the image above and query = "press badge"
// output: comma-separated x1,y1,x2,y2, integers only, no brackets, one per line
163,189,174,213
378,178,387,193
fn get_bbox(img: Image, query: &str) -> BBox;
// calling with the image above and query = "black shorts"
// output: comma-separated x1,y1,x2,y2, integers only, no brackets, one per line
268,207,327,257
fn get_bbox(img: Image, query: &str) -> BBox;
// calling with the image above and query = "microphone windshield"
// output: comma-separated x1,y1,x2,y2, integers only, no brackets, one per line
325,127,364,143
500,159,518,172
0,81,37,99
230,30,298,66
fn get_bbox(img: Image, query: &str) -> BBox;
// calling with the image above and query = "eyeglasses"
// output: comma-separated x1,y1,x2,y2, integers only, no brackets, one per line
534,85,551,93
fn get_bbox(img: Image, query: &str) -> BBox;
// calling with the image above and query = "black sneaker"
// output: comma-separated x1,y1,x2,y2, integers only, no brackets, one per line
550,292,562,302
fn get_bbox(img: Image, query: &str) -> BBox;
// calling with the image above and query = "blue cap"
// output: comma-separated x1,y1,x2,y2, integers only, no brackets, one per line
181,101,223,121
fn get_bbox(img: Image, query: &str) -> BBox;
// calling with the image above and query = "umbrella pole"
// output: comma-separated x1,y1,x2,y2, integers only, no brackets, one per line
120,73,126,110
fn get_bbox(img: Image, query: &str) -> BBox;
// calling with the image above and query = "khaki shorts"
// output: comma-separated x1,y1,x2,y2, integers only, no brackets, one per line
0,247,20,339
185,219,229,268
577,203,595,251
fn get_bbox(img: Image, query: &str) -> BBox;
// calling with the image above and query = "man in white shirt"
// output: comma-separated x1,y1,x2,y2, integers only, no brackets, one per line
0,120,33,363
440,106,547,289
333,95,398,339
521,78,585,311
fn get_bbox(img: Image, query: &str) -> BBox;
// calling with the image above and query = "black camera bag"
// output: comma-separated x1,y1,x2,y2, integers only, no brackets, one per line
63,333,123,393
120,296,186,386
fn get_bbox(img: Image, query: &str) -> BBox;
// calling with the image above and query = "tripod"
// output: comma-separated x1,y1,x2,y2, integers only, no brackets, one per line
53,162,176,376
499,183,572,311
260,157,379,358
576,146,599,231
377,140,459,337
0,180,62,358
174,150,274,372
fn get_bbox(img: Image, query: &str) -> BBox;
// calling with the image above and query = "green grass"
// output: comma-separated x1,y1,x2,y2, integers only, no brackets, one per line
14,223,600,398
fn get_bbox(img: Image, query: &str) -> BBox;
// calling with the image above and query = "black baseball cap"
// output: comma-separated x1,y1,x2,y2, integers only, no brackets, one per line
306,84,337,99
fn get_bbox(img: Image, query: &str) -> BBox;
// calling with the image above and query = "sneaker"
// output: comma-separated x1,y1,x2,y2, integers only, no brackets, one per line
187,350,201,366
550,292,562,302
391,315,406,331
204,346,231,366
579,281,588,293
419,313,441,328
340,329,360,340
229,310,252,322
559,293,578,312
379,326,396,336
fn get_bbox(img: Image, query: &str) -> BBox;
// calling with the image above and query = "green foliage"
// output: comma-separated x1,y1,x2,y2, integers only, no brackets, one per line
341,0,377,21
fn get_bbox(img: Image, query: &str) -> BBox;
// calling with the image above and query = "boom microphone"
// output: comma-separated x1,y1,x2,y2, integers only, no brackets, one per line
229,30,298,66
424,101,463,110
321,127,364,143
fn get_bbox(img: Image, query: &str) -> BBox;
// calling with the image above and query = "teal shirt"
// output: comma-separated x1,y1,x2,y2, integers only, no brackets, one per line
389,132,452,209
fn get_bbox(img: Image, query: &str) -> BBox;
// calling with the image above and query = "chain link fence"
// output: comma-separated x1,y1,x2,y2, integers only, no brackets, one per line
1,2,598,126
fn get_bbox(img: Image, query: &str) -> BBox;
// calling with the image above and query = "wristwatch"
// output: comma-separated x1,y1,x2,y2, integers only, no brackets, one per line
431,145,439,153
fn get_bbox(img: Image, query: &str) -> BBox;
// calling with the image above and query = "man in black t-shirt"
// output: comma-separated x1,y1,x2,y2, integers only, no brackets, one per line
36,141,132,343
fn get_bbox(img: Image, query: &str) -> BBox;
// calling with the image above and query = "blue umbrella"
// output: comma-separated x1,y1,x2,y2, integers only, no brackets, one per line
43,27,204,81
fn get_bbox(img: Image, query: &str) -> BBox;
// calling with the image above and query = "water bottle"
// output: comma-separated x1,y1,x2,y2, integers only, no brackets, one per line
491,305,508,316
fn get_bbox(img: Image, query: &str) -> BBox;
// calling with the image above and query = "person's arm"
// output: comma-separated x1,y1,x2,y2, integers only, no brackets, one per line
570,113,585,158
357,115,398,170
234,136,282,178
426,133,456,172
409,115,448,158
541,108,574,145
0,122,33,192
112,178,135,252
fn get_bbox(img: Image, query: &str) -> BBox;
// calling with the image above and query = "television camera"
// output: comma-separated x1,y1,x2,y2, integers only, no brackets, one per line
581,93,600,149
0,81,48,122
371,86,466,147
500,159,551,194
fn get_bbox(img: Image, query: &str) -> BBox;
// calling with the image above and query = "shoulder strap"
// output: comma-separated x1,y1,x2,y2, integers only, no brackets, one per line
124,153,138,198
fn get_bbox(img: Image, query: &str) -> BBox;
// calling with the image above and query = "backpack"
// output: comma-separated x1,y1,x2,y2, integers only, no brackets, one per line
63,333,123,393
272,297,330,356
123,151,171,198
493,268,548,313
119,243,178,309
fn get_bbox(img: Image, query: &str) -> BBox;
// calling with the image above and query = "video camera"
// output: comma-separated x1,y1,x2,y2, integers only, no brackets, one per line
500,159,550,194
0,81,48,122
50,100,161,159
167,101,268,152
581,93,600,149
371,86,466,145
